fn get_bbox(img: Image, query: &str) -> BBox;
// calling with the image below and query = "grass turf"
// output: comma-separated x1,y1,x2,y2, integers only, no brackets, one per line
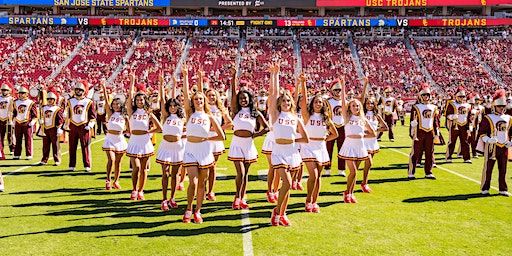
0,120,511,256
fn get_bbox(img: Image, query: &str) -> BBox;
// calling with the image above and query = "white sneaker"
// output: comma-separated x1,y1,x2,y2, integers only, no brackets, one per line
13,156,20,160
85,167,91,173
37,161,47,166
26,156,33,160
499,191,510,197
324,169,331,176
433,164,437,168
464,160,472,163
425,174,436,179
69,167,76,171
481,190,490,195
338,170,346,177
54,161,61,166
408,174,416,180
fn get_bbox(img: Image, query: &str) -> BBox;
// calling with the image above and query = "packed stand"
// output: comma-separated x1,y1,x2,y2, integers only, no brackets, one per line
0,36,25,64
473,38,512,86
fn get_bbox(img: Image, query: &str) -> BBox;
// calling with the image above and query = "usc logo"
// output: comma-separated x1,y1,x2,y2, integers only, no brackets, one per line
166,119,182,126
333,106,342,116
278,118,296,126
191,118,208,125
73,105,84,115
496,121,507,132
238,113,251,119
0,101,7,110
309,119,325,126
133,114,148,120
422,110,432,119
44,110,53,119
457,106,467,115
17,105,26,114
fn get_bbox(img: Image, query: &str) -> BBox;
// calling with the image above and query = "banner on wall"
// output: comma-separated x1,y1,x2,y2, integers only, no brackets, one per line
0,0,170,7
316,0,511,7
317,18,399,27
405,18,512,26
0,16,79,25
87,18,170,26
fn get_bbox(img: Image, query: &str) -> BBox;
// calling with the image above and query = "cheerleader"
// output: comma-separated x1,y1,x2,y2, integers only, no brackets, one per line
125,73,163,200
202,70,232,201
156,73,185,211
362,92,388,193
263,72,281,204
337,77,376,203
228,68,269,209
268,63,309,227
100,82,128,191
181,64,225,224
298,74,338,213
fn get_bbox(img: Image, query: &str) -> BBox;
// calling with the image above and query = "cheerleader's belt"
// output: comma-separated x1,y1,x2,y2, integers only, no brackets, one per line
234,130,253,138
163,135,180,142
108,130,122,135
187,136,209,143
275,138,294,145
131,130,148,135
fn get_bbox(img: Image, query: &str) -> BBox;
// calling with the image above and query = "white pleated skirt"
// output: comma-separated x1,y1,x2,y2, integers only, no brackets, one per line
102,133,128,153
272,143,302,171
300,140,330,166
228,136,258,163
364,137,380,154
156,140,185,166
338,137,369,161
262,131,274,155
126,134,154,158
183,141,215,169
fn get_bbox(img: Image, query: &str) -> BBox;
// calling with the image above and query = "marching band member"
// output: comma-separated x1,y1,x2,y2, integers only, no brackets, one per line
268,63,309,226
100,82,128,191
478,89,511,197
408,84,440,180
66,81,96,171
445,86,472,163
13,86,37,160
39,88,64,166
326,79,347,177
181,64,225,224
203,71,232,202
377,86,398,142
228,68,269,210
338,77,376,204
298,74,338,213
125,74,162,200
95,92,107,135
157,74,185,211
0,83,14,159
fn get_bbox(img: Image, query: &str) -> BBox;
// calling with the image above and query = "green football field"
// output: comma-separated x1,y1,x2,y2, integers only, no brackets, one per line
0,121,511,256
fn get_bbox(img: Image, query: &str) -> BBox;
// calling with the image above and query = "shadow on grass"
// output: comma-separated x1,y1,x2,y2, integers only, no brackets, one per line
403,193,498,203
330,177,410,186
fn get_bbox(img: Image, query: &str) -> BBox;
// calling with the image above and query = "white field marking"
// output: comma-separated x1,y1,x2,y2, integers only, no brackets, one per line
216,172,227,180
216,167,228,171
387,147,499,191
5,138,106,176
257,169,268,180
241,209,254,256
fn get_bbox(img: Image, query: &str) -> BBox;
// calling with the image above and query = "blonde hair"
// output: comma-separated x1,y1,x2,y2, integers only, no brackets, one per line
186,91,211,122
206,88,227,115
344,98,365,124
276,91,296,114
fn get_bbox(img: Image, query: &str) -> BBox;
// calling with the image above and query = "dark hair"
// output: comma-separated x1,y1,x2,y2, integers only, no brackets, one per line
235,89,259,118
307,94,329,122
363,97,377,113
164,97,185,119
110,98,126,115
132,92,150,111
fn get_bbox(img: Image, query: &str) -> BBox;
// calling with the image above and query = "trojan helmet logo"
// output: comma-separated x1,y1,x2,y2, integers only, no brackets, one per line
333,105,342,116
422,109,433,119
73,104,84,115
458,106,467,115
18,104,26,114
44,109,53,119
101,18,107,26
0,101,6,110
422,19,428,27
385,100,392,106
496,120,507,132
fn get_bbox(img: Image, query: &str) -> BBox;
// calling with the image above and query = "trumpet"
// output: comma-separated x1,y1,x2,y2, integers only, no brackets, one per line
488,130,497,161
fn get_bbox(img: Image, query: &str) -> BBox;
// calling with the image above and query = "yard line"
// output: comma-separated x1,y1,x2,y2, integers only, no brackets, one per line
386,147,499,191
241,209,254,256
257,169,268,180
5,138,106,176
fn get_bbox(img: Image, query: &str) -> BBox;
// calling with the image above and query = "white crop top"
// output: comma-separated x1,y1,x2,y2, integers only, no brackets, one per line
186,111,210,138
305,113,327,138
209,105,223,136
273,112,297,140
345,115,365,137
163,114,184,137
130,109,150,131
233,108,256,133
365,111,379,130
107,112,126,132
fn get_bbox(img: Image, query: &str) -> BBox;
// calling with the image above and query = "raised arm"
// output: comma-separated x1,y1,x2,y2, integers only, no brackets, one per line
230,67,238,116
101,80,112,118
359,76,369,103
298,73,309,121
126,71,135,116
159,71,167,121
198,68,205,93
171,75,177,99
340,77,347,115
268,63,280,124
181,63,192,117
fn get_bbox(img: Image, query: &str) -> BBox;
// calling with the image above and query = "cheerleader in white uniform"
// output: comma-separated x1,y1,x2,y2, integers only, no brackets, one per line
297,74,338,213
125,73,163,201
337,77,376,204
156,74,186,211
228,68,269,210
268,63,309,227
362,96,388,193
100,82,128,191
203,71,232,201
262,72,280,204
181,64,225,224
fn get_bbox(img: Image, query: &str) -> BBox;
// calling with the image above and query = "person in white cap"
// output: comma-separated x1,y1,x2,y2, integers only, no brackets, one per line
325,80,346,177
445,86,471,163
66,81,96,172
477,89,511,197
13,86,37,160
0,83,14,159
39,88,64,166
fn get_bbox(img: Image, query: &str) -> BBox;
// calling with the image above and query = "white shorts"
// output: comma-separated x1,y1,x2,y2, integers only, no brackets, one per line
126,134,154,158
272,143,302,171
338,137,369,161
183,141,215,169
262,131,274,155
364,137,380,154
210,140,226,156
300,140,330,166
228,136,258,163
156,140,185,166
102,133,128,153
